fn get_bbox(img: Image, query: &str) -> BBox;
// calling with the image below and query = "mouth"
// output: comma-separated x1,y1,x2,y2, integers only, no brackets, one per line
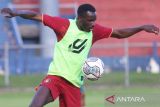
89,26,94,31
86,28,93,32
82,26,94,32
86,25,93,29
90,28,93,31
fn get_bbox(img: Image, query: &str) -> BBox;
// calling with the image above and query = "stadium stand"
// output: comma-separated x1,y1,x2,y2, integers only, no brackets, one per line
1,0,160,74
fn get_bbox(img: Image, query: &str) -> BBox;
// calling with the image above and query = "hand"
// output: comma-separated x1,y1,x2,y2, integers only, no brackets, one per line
141,25,159,35
1,8,16,18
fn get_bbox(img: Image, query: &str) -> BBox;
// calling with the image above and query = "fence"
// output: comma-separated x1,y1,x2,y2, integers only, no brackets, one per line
1,41,160,87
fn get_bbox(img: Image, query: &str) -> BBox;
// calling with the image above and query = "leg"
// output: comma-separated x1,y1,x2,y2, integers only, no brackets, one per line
65,86,81,107
44,95,54,105
29,86,53,107
60,79,81,107
81,92,85,107
59,94,66,107
80,85,85,107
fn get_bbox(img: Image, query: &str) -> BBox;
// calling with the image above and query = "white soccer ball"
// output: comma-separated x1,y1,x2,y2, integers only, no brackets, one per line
82,57,104,81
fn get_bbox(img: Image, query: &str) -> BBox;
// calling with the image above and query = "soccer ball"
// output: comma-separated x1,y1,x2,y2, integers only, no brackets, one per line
82,57,104,81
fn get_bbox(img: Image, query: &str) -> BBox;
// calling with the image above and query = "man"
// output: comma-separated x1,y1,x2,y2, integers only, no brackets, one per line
1,3,159,107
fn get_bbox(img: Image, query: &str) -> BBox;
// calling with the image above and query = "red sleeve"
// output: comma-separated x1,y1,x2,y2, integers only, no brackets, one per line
92,24,113,44
42,14,70,41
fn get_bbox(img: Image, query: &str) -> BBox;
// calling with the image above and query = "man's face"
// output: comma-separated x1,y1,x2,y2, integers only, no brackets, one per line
77,11,97,32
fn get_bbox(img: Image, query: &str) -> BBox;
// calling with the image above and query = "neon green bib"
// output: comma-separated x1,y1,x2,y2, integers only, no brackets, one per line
48,19,93,87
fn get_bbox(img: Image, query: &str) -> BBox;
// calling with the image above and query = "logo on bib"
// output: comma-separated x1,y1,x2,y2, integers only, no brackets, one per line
68,39,88,53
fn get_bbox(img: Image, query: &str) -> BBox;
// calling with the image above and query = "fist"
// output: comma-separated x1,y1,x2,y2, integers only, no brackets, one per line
1,8,16,18
142,25,159,35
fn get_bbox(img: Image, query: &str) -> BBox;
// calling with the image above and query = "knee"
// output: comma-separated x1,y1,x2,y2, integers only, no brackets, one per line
29,102,43,107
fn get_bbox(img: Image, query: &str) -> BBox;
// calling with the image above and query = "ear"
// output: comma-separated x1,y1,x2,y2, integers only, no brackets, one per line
77,16,83,22
77,15,81,19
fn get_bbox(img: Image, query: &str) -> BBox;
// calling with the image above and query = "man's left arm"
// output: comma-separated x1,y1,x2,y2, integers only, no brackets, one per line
111,24,159,39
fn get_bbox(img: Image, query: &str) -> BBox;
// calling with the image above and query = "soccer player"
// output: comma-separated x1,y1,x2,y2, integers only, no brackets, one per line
1,3,159,107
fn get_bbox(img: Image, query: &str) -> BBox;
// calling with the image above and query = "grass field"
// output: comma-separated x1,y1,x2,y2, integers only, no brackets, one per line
0,72,160,107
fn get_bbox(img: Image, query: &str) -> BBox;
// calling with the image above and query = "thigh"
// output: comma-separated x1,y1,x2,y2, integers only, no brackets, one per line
29,86,53,107
66,86,81,107
60,80,81,107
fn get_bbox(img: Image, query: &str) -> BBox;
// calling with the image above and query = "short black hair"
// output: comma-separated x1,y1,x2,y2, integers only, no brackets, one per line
77,4,96,17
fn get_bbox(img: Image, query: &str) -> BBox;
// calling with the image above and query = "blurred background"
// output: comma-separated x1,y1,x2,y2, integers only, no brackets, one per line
0,0,160,107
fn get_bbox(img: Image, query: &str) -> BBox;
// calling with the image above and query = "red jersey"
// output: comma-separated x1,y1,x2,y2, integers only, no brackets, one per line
42,14,113,44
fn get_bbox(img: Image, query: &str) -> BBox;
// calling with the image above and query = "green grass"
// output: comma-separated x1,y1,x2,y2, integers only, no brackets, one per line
0,74,44,87
85,87,160,107
0,87,160,107
0,72,160,107
1,72,160,87
85,72,160,87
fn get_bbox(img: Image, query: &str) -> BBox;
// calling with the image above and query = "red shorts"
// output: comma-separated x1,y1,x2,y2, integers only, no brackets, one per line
40,75,81,107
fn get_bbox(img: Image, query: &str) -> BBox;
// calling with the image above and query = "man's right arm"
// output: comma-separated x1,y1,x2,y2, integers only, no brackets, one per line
1,8,42,22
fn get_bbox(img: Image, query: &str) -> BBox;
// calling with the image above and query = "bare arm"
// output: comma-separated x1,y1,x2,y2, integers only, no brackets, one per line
111,25,159,39
1,8,42,22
